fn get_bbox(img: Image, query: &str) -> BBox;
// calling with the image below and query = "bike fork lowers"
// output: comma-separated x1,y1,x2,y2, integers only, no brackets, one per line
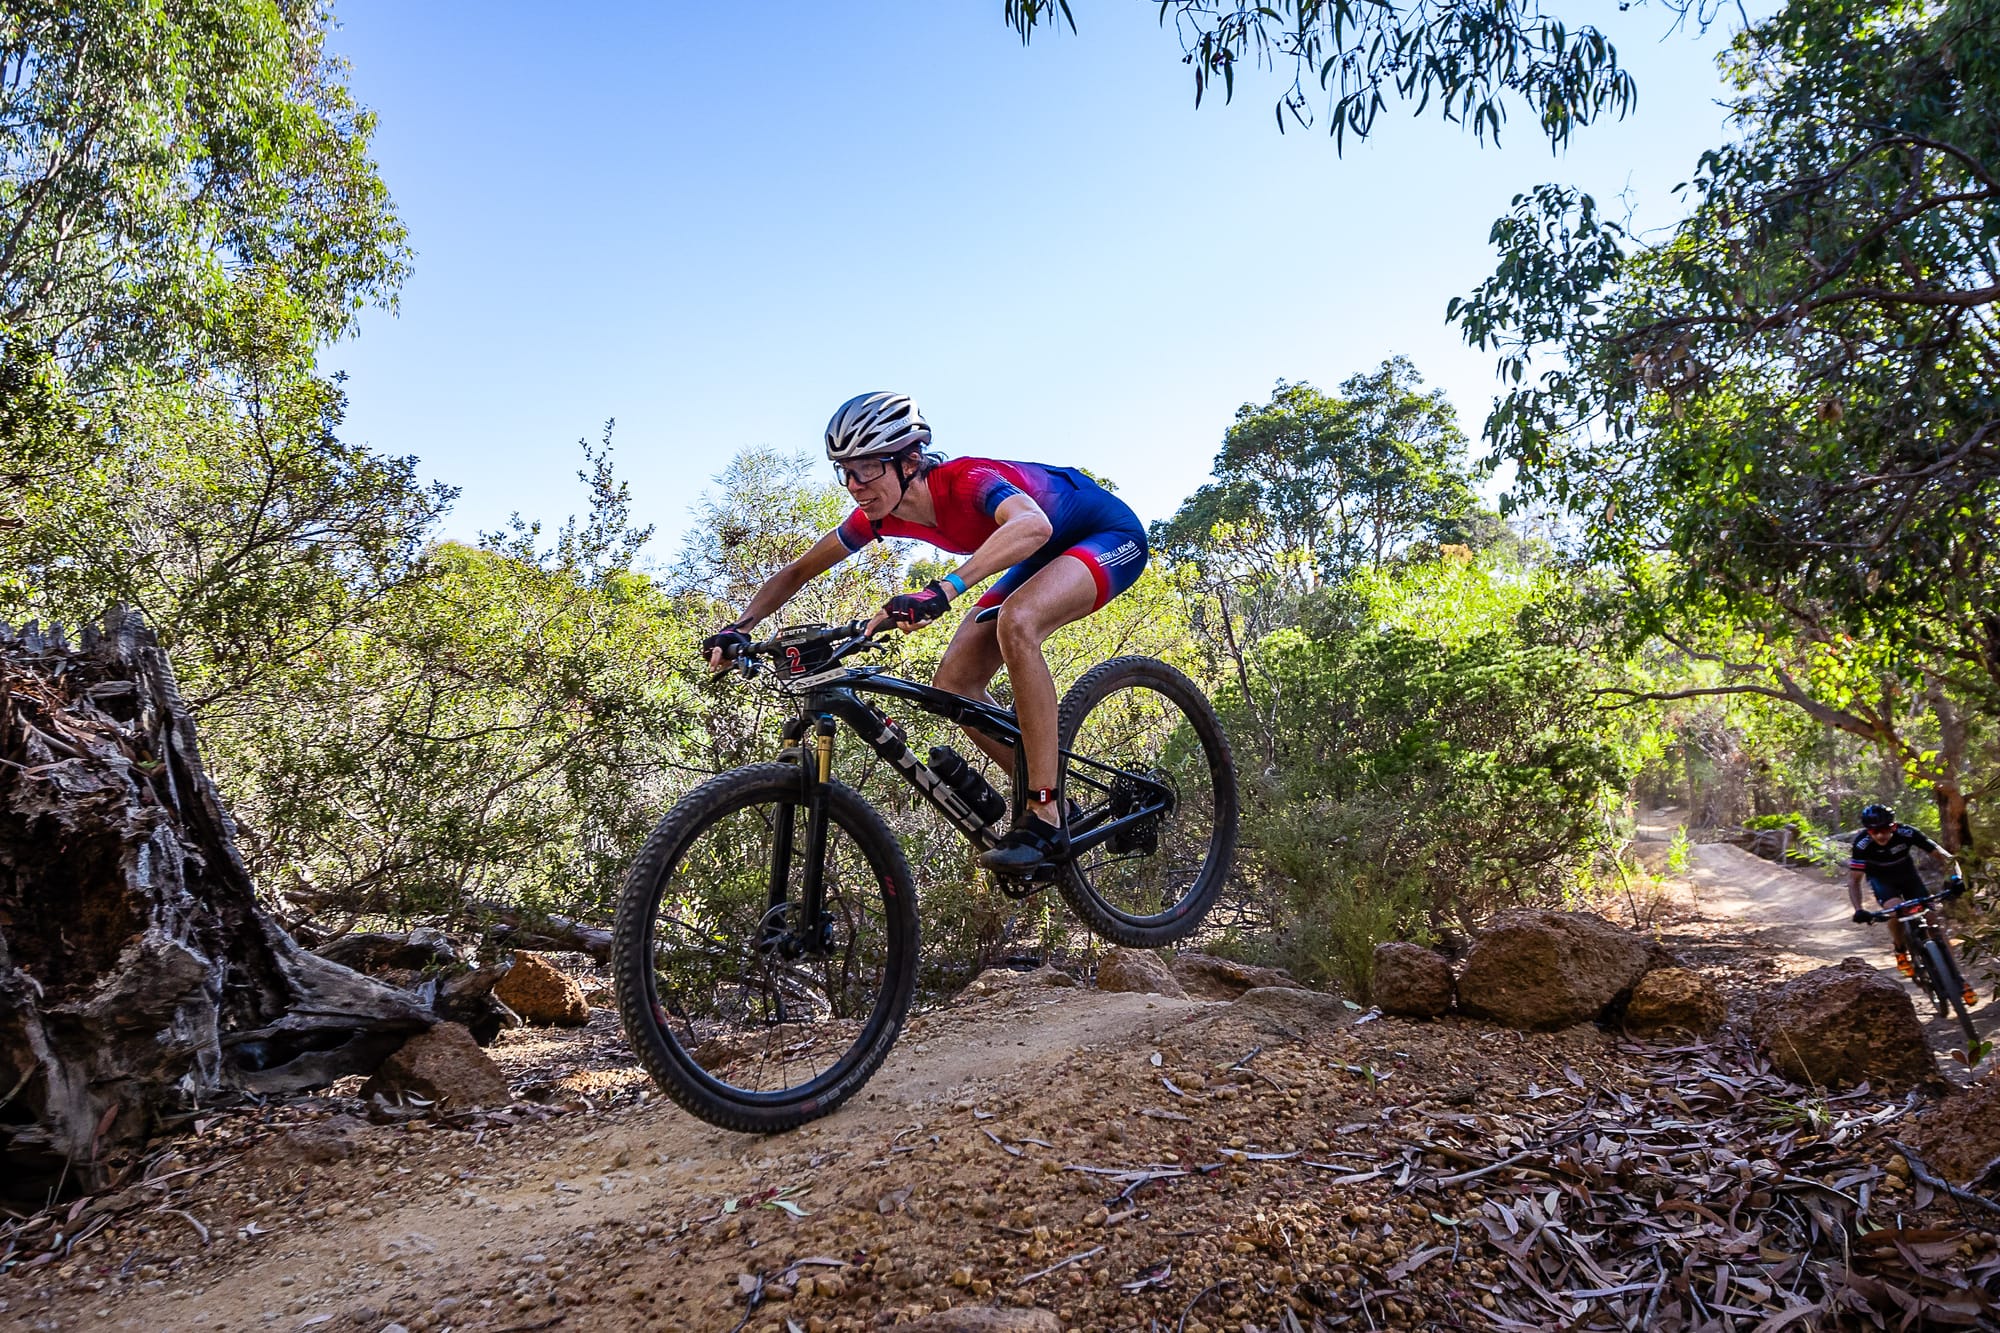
766,716,836,972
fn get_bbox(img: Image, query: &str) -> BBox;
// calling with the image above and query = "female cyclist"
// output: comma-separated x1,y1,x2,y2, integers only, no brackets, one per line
700,391,1148,876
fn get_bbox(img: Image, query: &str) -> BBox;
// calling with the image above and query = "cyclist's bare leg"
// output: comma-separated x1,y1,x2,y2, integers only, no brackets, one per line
990,558,1098,825
932,615,1013,771
1884,901,1907,956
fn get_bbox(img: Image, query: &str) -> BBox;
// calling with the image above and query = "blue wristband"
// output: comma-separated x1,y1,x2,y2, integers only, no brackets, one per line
942,571,967,598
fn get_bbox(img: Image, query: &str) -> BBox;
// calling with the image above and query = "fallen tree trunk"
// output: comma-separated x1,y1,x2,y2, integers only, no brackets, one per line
0,613,434,1198
483,905,614,962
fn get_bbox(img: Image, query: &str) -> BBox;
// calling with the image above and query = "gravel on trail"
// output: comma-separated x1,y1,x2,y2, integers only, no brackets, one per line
6,938,1999,1333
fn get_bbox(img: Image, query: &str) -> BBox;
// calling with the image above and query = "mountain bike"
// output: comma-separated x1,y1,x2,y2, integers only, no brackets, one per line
1865,883,1979,1054
612,619,1238,1133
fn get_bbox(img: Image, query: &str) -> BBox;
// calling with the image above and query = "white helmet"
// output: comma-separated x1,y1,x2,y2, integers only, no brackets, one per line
825,392,931,461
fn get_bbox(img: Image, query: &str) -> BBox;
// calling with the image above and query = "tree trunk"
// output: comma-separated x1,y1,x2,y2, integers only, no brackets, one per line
0,612,433,1198
1928,685,1975,854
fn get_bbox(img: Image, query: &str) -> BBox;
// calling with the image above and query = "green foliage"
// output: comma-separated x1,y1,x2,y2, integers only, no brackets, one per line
1454,0,2000,851
1153,360,1484,591
1000,0,1637,149
1665,825,1691,874
1217,553,1627,993
0,0,407,378
213,435,699,922
4,366,451,707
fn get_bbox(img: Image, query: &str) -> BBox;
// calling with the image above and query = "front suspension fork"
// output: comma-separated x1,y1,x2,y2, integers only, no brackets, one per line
766,715,836,956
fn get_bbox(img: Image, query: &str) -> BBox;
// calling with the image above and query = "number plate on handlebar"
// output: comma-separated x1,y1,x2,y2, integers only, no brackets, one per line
772,623,837,678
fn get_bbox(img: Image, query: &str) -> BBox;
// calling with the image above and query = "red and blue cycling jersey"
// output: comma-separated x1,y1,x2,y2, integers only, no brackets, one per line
836,457,1147,610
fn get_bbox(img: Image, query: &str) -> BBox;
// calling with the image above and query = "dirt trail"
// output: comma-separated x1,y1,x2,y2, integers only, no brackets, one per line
1640,807,1998,1056
8,825,2000,1333
11,982,1215,1333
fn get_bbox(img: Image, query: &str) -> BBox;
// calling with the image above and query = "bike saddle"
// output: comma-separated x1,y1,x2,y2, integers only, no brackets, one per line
973,606,1000,625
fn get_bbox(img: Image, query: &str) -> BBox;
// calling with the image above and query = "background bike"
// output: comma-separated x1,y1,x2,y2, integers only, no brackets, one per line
612,620,1238,1132
1866,882,1980,1056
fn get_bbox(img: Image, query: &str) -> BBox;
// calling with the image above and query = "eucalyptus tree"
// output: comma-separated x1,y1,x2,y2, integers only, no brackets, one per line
1452,0,2000,845
1001,0,1637,148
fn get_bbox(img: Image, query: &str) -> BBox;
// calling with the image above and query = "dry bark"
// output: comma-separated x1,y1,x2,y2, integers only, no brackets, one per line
0,612,434,1197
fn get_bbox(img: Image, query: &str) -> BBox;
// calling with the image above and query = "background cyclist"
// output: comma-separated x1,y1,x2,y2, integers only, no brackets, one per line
699,391,1148,877
1848,801,1966,994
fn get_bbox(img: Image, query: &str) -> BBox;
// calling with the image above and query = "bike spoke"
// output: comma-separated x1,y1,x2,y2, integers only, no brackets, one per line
646,794,892,1099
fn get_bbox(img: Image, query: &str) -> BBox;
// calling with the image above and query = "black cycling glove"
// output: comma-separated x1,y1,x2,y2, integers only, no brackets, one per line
1944,876,1967,899
702,623,753,662
1852,908,1873,924
882,581,953,629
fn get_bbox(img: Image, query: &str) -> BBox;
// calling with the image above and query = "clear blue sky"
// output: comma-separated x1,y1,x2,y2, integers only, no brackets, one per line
324,1,1754,554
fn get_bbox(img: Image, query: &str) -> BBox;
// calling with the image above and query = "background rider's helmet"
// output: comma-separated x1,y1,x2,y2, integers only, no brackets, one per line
825,392,931,462
1860,803,1896,829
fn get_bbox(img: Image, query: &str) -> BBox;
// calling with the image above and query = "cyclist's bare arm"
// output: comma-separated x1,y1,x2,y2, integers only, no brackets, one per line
950,493,1053,590
1848,869,1867,914
706,532,852,671
864,494,1054,635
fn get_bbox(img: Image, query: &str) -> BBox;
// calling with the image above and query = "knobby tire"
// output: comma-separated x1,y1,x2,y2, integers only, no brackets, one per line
1921,935,1979,1052
612,763,918,1133
1054,656,1238,948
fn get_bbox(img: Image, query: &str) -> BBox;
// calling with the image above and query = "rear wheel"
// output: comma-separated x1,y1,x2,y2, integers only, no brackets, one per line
612,764,917,1133
1054,657,1237,948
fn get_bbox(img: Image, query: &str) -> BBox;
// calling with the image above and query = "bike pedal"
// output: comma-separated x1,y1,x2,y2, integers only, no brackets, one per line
992,871,1043,901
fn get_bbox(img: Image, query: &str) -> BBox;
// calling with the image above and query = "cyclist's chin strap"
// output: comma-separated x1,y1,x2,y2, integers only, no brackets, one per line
868,450,919,543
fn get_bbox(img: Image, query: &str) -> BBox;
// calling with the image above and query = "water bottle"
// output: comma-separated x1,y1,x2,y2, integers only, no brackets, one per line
928,746,1007,827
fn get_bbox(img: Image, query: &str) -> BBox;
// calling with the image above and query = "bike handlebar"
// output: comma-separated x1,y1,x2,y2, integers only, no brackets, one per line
1862,881,1963,923
727,619,889,679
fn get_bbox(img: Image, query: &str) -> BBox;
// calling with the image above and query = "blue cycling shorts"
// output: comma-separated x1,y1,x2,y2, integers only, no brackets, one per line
974,484,1148,612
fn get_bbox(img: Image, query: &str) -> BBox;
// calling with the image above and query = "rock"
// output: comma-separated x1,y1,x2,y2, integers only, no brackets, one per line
1457,910,1660,1030
904,1309,1061,1332
243,1114,367,1172
959,964,1076,1002
493,950,588,1026
1370,942,1454,1017
1169,952,1301,1000
1624,967,1726,1038
1229,986,1353,1034
1751,958,1936,1089
359,1022,512,1109
1902,1067,2000,1184
1095,948,1186,998
580,984,615,1009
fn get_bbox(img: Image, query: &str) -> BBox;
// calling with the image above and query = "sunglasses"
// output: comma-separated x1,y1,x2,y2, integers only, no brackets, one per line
834,456,900,487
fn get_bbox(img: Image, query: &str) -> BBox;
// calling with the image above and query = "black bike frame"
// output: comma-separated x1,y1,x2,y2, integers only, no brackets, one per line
762,664,1174,950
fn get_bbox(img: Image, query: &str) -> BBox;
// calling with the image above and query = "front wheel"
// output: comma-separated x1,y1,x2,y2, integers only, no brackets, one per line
1055,656,1238,948
612,764,918,1133
1922,935,1980,1052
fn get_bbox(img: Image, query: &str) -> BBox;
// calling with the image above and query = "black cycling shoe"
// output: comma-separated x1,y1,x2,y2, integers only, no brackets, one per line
978,815,1071,878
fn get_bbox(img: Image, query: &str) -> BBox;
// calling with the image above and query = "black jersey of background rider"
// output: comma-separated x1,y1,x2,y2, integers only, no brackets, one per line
1848,824,1939,890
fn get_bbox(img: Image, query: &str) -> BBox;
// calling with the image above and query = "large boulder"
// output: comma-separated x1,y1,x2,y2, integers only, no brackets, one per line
1096,948,1187,998
1457,910,1661,1031
360,1022,512,1110
1902,1068,2000,1184
1750,958,1935,1089
1170,952,1301,1000
1371,942,1455,1017
1624,967,1727,1038
493,950,588,1026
